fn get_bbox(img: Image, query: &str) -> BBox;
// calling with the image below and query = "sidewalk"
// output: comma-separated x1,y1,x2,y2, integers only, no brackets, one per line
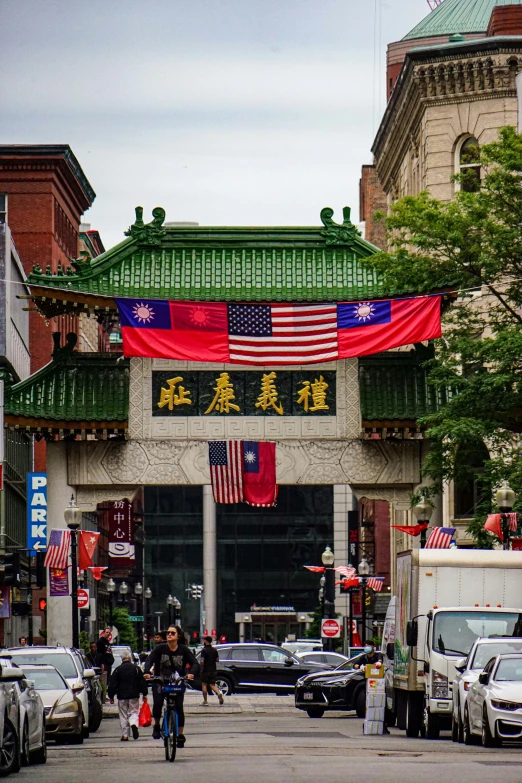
103,690,296,717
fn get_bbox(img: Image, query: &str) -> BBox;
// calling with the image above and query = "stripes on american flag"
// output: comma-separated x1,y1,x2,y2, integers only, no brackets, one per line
334,566,357,578
425,527,456,549
228,303,339,365
367,576,385,592
208,441,244,504
44,529,71,569
508,512,518,532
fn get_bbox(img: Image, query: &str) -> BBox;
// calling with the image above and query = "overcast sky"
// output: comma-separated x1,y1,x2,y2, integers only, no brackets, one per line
1,0,428,249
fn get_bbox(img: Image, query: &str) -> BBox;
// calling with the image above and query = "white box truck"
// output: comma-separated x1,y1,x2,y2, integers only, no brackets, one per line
387,549,522,739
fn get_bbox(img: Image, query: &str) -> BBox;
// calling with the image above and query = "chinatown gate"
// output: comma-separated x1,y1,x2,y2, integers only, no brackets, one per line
4,206,442,644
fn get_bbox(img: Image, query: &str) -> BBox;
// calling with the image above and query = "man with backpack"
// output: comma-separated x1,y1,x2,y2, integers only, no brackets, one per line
108,651,148,741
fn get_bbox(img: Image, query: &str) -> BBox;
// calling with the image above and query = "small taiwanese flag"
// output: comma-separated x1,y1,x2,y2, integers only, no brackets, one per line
242,441,278,507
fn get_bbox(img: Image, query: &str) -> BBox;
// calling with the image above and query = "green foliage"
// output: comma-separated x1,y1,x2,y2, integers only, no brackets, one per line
365,127,522,545
79,630,90,656
305,605,323,640
104,606,138,650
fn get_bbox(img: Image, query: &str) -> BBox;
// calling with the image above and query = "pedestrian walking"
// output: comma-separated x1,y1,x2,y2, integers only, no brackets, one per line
199,636,224,706
154,630,167,645
143,624,199,748
86,642,97,668
108,651,148,741
96,627,115,702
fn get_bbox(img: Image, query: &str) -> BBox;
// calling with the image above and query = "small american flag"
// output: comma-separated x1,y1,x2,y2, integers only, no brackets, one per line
367,576,384,592
425,527,456,549
44,529,71,569
508,512,518,532
228,303,338,365
334,566,357,578
209,441,244,504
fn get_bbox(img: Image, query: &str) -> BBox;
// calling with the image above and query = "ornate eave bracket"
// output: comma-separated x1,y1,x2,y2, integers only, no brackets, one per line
320,206,360,247
124,206,166,247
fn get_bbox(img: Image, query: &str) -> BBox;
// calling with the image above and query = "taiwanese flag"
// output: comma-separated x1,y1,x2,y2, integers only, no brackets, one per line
117,299,229,362
78,531,100,570
242,441,278,507
337,296,441,358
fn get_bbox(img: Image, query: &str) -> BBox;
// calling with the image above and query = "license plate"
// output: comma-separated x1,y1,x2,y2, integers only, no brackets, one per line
303,692,313,700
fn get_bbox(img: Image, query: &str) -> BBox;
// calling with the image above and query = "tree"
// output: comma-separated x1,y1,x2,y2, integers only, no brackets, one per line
364,126,522,544
104,606,138,649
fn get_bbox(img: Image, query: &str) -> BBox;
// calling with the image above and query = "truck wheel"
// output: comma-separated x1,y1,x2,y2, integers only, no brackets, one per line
306,708,325,718
405,694,421,738
424,707,440,740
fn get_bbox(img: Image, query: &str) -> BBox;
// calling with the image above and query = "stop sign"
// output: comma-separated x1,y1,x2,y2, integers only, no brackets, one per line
77,589,89,609
321,618,341,638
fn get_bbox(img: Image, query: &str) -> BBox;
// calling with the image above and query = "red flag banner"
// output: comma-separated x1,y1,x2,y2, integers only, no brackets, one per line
116,296,442,366
88,566,107,581
108,500,135,567
391,522,429,537
304,566,325,573
484,514,503,540
242,441,277,507
79,531,100,570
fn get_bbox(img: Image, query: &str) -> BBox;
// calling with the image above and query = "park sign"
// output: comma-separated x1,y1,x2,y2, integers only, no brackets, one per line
27,473,47,555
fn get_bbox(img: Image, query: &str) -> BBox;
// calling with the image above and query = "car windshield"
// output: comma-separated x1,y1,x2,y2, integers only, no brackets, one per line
432,612,522,656
9,653,78,679
25,669,67,690
334,654,364,672
495,658,522,682
471,641,522,669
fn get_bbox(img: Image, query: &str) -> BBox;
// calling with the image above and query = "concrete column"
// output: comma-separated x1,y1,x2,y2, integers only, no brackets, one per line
46,442,75,647
333,484,356,619
202,485,217,635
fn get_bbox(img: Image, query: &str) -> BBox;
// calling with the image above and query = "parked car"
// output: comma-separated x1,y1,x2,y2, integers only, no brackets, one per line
0,658,46,769
0,660,24,777
294,651,350,668
4,646,102,736
206,643,328,696
295,653,366,718
452,636,522,742
465,653,522,746
19,665,83,745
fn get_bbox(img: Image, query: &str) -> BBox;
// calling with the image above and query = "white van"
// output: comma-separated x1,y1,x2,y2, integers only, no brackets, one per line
381,596,396,723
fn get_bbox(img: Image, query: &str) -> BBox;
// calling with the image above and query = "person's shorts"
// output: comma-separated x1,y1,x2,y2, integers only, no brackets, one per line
201,671,217,685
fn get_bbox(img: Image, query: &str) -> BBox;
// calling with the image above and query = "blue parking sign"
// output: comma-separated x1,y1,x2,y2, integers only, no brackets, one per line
27,473,47,555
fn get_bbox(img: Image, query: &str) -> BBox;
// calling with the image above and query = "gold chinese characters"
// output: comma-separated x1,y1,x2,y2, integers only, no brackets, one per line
255,371,283,415
157,376,192,410
205,372,240,414
296,375,329,412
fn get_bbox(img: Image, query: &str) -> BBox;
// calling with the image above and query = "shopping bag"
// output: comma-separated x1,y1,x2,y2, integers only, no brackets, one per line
139,700,152,727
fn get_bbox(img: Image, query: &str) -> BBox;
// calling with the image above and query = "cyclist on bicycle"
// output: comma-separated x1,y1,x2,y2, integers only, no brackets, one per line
143,624,200,747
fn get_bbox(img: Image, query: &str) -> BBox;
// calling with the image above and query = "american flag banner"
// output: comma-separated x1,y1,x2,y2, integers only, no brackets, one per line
209,441,244,504
334,566,357,578
367,576,385,592
425,527,456,549
508,512,518,532
44,529,71,569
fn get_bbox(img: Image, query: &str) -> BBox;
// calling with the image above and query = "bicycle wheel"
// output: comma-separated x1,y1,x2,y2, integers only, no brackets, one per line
167,711,177,762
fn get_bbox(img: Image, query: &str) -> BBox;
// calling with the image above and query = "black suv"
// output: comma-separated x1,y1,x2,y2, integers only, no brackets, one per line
203,643,328,695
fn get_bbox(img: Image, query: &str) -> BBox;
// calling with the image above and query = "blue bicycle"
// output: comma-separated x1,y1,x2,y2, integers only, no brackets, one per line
152,676,186,762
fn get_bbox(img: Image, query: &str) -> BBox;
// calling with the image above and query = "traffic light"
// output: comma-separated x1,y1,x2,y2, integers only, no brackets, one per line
35,551,46,589
4,552,21,587
39,598,47,612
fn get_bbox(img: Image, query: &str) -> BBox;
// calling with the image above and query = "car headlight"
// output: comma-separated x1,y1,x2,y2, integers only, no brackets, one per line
53,700,79,715
323,678,350,687
432,671,449,699
491,699,522,711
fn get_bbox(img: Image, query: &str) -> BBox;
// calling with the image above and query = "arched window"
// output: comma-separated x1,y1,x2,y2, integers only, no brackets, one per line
453,441,489,518
455,135,481,193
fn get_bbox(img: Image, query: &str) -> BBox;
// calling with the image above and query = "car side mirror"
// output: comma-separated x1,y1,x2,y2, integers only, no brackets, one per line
406,620,418,647
23,679,35,689
284,658,294,667
478,672,489,685
72,685,85,693
455,657,468,673
0,667,24,681
83,668,95,679
386,642,394,660
93,667,102,676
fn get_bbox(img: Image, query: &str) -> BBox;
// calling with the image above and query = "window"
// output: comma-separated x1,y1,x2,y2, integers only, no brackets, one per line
456,136,481,193
230,647,260,661
260,648,290,663
0,194,6,224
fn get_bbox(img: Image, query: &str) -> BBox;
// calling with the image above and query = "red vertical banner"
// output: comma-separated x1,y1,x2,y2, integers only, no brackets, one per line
108,500,135,568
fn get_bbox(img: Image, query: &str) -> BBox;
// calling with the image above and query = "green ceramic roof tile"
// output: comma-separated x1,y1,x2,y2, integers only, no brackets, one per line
27,207,392,305
359,355,447,421
403,0,504,40
5,350,129,422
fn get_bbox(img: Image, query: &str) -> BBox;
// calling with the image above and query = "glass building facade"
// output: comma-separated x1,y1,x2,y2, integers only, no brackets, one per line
144,485,333,641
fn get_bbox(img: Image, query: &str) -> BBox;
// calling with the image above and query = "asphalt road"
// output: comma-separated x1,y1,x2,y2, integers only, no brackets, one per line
14,704,522,783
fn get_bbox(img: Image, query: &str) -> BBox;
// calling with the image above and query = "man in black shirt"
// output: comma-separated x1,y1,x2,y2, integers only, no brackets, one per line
199,636,223,706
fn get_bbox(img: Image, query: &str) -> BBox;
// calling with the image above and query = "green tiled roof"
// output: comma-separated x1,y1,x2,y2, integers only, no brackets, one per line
27,206,387,315
4,337,129,426
403,0,502,40
359,353,447,421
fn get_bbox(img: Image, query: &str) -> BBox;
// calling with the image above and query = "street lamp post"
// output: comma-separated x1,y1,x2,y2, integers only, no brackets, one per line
495,480,517,551
414,495,433,548
134,582,143,652
167,594,174,626
358,557,371,645
321,545,335,652
64,495,82,649
173,597,181,625
107,578,116,629
144,587,152,651
119,581,128,606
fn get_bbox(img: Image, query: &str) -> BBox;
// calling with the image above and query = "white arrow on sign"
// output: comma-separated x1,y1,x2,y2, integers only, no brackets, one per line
32,541,46,550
